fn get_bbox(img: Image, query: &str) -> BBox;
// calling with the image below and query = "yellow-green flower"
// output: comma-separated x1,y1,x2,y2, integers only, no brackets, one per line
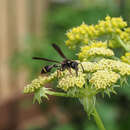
58,70,85,91
65,23,98,48
65,16,128,49
119,30,130,43
98,59,130,76
121,52,130,64
78,41,114,61
80,58,130,76
24,71,57,93
81,62,96,72
89,70,120,89
95,16,127,35
125,27,130,33
108,27,130,48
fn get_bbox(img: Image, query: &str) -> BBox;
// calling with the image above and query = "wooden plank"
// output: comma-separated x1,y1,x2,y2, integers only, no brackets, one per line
0,0,11,101
34,0,44,37
15,0,28,92
7,0,20,97
34,0,49,38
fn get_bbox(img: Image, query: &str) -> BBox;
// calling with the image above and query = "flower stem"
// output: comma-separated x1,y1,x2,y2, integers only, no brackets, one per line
92,107,106,130
49,91,68,97
49,91,78,98
115,35,130,52
80,97,105,130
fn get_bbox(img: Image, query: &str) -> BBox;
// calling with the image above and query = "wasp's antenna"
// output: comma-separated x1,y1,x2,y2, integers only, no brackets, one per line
32,57,60,63
79,63,84,73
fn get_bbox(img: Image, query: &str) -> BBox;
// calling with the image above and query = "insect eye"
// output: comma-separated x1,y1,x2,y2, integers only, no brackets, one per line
71,62,76,68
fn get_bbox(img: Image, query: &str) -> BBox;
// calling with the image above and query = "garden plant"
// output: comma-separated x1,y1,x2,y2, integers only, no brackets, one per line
24,16,130,130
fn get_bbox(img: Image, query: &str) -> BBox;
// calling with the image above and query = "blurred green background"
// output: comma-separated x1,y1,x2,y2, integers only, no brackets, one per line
1,0,130,130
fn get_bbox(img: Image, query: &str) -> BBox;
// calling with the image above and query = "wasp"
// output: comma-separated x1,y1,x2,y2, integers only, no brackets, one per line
32,43,84,76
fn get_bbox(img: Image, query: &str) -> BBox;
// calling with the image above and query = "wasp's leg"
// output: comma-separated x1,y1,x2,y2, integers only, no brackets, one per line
57,69,60,78
79,63,84,72
52,64,61,78
75,69,78,76
54,66,61,78
68,68,72,75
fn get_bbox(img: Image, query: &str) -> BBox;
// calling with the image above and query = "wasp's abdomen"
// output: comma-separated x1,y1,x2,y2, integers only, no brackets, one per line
41,65,53,74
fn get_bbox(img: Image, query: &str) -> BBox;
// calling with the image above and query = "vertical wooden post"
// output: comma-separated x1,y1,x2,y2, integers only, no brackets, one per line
16,0,28,46
0,0,49,103
0,0,10,101
34,0,44,37
7,0,19,96
33,0,49,38
15,0,28,92
0,0,49,129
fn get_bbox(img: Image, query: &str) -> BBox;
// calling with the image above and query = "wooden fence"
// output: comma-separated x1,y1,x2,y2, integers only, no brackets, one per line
0,0,49,129
0,0,48,103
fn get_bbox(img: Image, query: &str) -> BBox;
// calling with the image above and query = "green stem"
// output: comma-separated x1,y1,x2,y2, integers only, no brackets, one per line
49,91,69,97
92,107,106,130
80,97,105,130
115,35,129,52
49,91,78,98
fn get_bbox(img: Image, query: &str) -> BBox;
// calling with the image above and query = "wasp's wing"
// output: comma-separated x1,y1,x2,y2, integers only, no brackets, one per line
32,57,60,63
52,43,67,59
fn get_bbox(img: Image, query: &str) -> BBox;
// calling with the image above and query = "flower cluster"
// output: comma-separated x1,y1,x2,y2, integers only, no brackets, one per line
81,59,130,90
66,23,98,49
81,58,130,76
95,16,127,35
66,16,129,49
24,71,57,93
78,41,114,61
24,16,130,111
119,30,130,43
121,52,130,64
24,58,130,95
58,70,85,91
98,59,130,76
89,70,120,89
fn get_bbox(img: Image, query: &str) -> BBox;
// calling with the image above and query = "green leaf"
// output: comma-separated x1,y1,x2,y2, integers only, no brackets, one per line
79,96,96,116
33,87,50,104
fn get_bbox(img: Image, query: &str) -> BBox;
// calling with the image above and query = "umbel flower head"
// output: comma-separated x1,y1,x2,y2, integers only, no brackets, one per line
24,58,130,94
78,41,114,61
24,16,130,116
24,71,57,93
58,69,86,91
89,70,120,89
65,16,129,49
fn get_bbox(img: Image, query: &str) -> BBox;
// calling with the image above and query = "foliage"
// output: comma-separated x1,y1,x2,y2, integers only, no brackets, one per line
11,1,130,129
24,16,130,130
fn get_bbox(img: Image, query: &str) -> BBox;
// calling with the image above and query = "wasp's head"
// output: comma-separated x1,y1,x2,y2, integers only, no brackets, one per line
70,61,78,69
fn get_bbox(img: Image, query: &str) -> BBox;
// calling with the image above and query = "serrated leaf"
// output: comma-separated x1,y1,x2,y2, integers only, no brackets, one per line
120,77,128,87
33,87,50,104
